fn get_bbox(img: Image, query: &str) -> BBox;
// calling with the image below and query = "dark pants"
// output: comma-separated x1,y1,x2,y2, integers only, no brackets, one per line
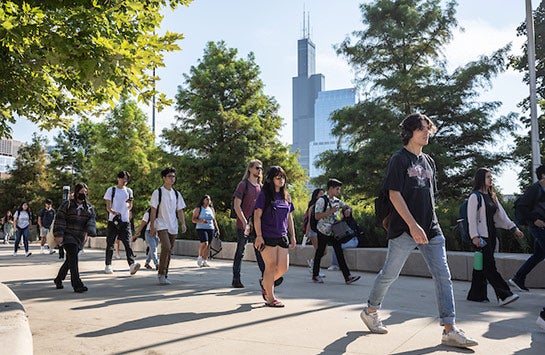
105,221,135,266
232,228,265,281
14,226,30,253
513,226,545,285
55,243,84,290
313,231,351,281
467,234,513,301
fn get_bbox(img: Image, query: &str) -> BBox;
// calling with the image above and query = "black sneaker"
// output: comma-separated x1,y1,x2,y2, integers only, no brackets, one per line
74,286,88,293
54,279,63,289
508,278,529,292
232,279,244,288
346,275,361,285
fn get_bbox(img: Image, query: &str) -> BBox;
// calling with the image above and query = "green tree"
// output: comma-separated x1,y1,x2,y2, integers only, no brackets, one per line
87,96,163,222
316,0,517,200
0,0,191,138
48,119,100,199
163,41,306,211
510,0,545,188
0,134,51,213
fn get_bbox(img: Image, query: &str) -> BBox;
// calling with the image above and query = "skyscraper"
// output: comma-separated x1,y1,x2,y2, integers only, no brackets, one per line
291,24,324,172
309,88,356,178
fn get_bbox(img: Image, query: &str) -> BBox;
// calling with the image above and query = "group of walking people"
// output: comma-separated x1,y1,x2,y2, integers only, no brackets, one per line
7,111,545,348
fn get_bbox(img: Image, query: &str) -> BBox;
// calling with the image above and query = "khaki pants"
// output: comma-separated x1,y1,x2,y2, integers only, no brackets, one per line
157,230,176,276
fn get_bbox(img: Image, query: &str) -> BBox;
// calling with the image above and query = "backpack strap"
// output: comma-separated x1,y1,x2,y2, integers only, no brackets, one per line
111,186,116,201
156,187,179,219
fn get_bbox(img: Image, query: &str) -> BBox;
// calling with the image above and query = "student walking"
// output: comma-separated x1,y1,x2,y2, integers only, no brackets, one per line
149,167,187,285
231,159,266,288
3,210,14,244
13,202,33,257
360,113,478,348
53,183,96,293
509,164,545,292
192,195,220,267
133,208,159,270
38,199,56,254
253,166,296,307
466,168,523,305
103,171,140,275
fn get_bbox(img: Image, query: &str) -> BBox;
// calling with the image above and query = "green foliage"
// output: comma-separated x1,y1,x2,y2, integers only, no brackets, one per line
0,134,51,213
315,0,517,200
87,96,163,223
163,41,307,211
0,0,191,138
509,0,545,188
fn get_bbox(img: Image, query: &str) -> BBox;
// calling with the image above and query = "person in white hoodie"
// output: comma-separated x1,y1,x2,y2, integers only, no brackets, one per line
466,168,524,305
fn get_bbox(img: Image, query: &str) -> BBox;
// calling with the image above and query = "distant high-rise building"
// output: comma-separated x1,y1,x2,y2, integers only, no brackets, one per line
291,15,356,178
0,138,23,176
309,88,356,178
291,21,324,172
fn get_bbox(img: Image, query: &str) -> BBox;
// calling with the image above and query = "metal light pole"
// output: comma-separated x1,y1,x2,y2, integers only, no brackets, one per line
152,66,156,138
526,0,541,181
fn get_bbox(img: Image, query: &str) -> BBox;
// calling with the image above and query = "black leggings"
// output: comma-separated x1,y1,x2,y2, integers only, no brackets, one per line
55,243,84,289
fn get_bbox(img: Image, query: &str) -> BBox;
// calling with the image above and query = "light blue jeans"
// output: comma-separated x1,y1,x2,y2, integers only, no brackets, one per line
331,237,359,266
145,231,159,266
367,233,455,325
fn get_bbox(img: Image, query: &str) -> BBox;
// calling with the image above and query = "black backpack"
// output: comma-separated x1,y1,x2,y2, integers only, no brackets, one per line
457,191,483,244
514,182,543,226
229,179,249,219
309,195,329,233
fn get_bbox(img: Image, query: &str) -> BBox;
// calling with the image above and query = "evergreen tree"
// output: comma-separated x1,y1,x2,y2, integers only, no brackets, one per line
315,0,517,199
87,96,162,221
163,41,306,210
0,134,51,213
510,0,545,188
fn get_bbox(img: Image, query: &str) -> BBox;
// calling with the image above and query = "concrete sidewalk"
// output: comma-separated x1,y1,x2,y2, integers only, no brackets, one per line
1,244,544,354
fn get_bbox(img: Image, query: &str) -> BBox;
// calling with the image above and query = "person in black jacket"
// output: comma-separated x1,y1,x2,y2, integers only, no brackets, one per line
53,183,96,293
509,165,545,292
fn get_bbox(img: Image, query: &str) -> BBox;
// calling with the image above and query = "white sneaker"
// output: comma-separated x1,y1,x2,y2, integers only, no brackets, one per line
307,259,313,268
158,275,171,285
12,252,17,257
129,263,141,275
202,260,210,267
197,256,203,267
499,293,519,306
40,248,45,254
115,254,121,259
360,307,388,334
104,265,114,274
441,327,478,348
25,251,32,257
79,249,85,256
328,265,340,271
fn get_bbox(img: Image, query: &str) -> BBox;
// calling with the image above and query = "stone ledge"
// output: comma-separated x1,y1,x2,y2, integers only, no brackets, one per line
0,283,33,355
88,237,545,288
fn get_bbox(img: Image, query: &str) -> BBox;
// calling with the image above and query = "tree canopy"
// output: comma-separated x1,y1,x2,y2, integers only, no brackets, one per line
314,0,517,200
510,0,545,187
0,0,191,138
163,41,306,210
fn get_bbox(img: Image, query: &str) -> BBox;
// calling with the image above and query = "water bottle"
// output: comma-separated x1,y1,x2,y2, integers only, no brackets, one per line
300,235,308,249
473,251,483,271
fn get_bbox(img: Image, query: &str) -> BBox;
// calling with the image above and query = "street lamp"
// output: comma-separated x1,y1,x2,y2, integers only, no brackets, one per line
526,0,541,181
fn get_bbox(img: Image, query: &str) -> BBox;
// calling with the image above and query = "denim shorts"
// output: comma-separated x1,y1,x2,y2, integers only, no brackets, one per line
263,236,290,249
197,229,214,243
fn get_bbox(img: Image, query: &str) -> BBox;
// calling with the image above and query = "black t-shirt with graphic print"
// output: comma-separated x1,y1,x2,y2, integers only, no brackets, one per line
383,148,442,239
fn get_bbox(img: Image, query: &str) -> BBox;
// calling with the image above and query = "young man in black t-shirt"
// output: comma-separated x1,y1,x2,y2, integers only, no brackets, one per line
360,113,478,349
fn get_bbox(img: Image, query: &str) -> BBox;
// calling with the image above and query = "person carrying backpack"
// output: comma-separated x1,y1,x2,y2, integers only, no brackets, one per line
133,207,158,270
466,168,523,305
509,164,545,292
149,166,187,285
303,188,325,274
311,178,360,285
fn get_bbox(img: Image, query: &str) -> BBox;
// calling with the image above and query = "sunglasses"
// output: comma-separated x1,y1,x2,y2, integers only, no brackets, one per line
254,166,263,171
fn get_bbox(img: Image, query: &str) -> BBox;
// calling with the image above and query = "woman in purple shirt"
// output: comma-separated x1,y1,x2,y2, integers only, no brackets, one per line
254,166,296,307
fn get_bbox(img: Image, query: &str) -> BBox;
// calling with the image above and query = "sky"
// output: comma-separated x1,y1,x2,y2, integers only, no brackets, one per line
9,0,542,194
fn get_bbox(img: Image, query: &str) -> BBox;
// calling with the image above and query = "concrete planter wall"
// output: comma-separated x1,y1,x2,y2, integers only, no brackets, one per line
88,237,545,288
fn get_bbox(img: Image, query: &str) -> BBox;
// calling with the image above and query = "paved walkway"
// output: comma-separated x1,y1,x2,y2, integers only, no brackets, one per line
1,244,544,354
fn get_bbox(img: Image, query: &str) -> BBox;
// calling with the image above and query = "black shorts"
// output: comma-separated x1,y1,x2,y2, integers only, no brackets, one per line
197,229,214,243
263,236,290,249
